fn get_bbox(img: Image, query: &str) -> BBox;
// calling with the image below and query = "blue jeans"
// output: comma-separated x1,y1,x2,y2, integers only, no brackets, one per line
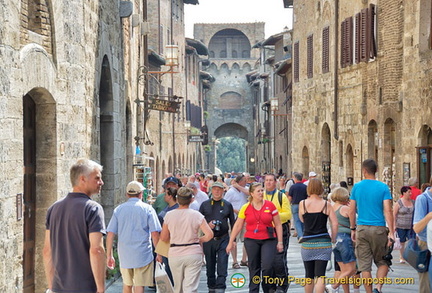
291,204,304,238
203,236,229,289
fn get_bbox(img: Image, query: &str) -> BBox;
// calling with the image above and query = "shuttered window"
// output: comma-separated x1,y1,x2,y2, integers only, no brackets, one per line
346,17,353,65
355,13,361,63
322,26,330,73
294,41,299,82
307,34,313,78
341,17,353,68
341,20,346,68
360,8,370,62
369,4,377,59
358,5,378,62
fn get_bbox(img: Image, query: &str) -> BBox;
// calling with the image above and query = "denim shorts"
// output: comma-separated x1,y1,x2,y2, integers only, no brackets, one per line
396,228,412,243
333,232,356,264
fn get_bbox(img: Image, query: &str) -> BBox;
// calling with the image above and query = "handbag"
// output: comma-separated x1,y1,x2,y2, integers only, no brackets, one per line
402,238,431,273
155,262,174,293
393,232,402,250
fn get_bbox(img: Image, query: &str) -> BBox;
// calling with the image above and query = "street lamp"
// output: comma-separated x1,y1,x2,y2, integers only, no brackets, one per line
270,97,279,112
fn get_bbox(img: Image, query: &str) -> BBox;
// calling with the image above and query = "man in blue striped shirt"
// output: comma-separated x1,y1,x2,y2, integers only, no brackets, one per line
106,181,162,293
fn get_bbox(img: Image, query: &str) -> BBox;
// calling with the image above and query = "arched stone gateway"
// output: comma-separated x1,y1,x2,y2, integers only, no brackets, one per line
208,123,254,174
195,23,264,174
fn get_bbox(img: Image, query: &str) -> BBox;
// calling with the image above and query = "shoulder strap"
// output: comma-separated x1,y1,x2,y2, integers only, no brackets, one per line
321,201,327,213
278,190,283,207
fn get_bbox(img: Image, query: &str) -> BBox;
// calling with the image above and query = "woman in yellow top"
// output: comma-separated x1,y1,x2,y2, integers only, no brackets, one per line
226,182,283,293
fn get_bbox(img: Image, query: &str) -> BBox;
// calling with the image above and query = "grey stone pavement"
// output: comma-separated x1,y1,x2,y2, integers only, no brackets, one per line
106,236,420,292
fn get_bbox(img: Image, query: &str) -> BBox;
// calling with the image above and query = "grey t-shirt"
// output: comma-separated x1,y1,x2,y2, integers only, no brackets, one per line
46,193,106,293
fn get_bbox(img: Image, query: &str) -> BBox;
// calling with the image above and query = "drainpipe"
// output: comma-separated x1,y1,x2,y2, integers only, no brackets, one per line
334,0,339,140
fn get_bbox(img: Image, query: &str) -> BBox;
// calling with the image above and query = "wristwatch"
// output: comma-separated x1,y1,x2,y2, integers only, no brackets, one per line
350,226,357,231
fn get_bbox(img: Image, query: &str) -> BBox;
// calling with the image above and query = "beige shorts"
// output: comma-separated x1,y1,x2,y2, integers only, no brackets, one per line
120,262,154,287
355,225,389,272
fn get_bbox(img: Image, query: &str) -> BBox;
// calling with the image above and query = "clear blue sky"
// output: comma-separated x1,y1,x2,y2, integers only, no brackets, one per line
185,0,293,39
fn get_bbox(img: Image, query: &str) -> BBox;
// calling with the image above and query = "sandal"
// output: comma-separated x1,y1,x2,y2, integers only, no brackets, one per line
240,260,248,266
232,262,241,269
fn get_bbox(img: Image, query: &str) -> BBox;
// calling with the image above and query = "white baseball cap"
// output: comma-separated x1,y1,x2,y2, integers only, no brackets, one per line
309,171,317,177
126,181,144,195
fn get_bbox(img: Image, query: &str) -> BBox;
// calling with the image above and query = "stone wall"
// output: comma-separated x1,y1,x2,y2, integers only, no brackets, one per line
292,0,432,195
0,0,127,291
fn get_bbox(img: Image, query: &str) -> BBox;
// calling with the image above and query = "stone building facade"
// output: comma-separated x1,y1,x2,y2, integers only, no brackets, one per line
0,0,204,291
292,0,432,195
1,1,129,291
194,23,264,174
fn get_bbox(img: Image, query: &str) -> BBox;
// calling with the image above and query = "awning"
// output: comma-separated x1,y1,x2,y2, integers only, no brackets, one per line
259,72,269,79
185,45,197,55
283,0,293,8
202,79,212,89
200,71,215,82
183,0,199,4
265,55,275,65
274,59,291,76
148,49,166,66
246,70,258,83
262,33,284,46
186,38,209,55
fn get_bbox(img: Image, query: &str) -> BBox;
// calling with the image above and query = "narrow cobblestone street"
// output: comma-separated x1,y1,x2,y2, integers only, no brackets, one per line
106,235,419,293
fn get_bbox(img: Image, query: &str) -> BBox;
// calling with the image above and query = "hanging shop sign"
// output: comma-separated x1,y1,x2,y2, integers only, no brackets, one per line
147,98,180,113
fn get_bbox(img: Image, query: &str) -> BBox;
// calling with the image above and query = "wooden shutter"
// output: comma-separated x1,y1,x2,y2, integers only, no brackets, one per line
355,13,361,63
341,20,345,68
369,4,377,59
360,8,370,62
347,17,353,65
294,41,299,82
322,26,330,73
307,34,313,78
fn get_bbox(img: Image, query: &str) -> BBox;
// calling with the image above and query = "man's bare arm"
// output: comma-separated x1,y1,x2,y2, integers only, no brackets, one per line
89,232,106,293
42,230,53,289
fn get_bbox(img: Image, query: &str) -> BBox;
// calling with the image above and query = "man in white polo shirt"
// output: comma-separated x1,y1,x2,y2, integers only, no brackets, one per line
224,174,249,268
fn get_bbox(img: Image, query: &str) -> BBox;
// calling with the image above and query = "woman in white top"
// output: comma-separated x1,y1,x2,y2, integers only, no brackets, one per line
160,187,213,293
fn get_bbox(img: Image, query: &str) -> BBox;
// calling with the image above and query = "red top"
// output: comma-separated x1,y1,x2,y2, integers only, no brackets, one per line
410,186,422,200
200,180,208,192
238,200,279,240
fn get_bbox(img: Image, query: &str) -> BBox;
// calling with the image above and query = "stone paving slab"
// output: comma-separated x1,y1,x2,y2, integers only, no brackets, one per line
106,235,420,292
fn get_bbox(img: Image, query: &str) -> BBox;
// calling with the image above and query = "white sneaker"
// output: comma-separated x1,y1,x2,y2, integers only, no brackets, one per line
325,284,339,293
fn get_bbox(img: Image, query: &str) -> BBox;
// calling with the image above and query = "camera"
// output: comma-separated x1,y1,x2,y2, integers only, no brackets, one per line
213,220,222,232
382,238,394,266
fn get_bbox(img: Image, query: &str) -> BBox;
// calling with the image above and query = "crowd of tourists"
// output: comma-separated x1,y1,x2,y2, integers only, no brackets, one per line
42,158,432,293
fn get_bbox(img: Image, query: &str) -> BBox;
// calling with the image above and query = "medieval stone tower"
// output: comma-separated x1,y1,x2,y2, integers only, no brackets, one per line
193,23,265,173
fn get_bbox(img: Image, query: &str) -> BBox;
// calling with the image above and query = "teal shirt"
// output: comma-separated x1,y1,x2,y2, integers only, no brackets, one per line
153,193,168,215
350,179,392,226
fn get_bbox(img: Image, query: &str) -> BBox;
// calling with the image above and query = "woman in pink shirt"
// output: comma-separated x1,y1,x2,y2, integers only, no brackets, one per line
160,187,213,293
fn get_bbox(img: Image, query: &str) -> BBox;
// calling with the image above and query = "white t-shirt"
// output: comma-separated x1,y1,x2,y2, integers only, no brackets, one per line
224,186,248,211
194,190,209,206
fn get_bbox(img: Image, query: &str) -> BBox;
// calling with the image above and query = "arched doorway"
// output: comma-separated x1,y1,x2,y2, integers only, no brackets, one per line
417,125,432,186
23,88,57,293
302,146,309,178
368,120,378,161
383,118,396,195
321,123,331,193
99,55,115,222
